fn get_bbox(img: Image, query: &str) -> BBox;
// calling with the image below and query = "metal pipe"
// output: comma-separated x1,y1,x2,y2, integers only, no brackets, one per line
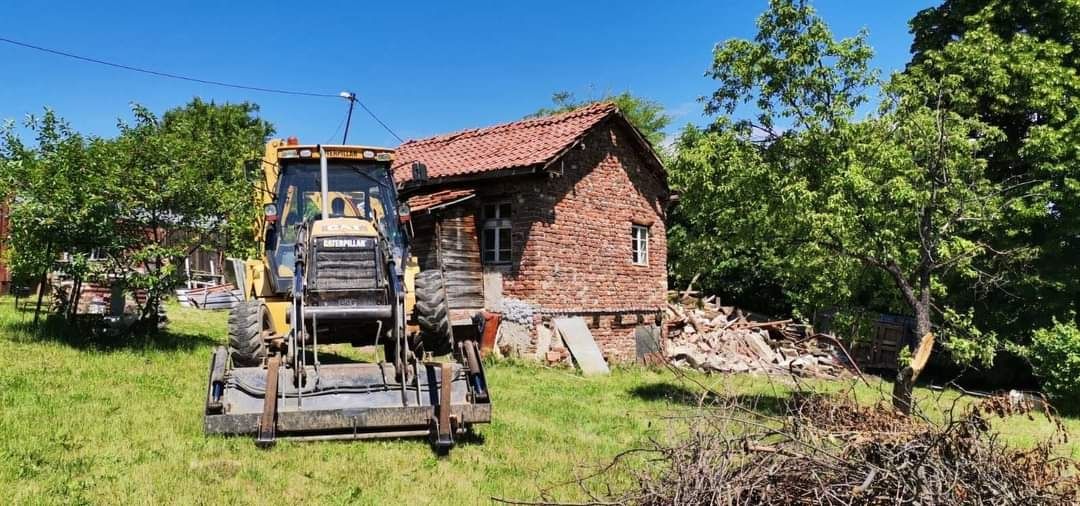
302,305,393,320
342,94,356,144
319,145,329,221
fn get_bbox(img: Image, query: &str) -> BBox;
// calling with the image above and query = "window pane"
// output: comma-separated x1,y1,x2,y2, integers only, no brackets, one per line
483,228,496,251
483,204,496,220
499,203,511,218
498,228,511,250
632,225,648,264
483,249,495,262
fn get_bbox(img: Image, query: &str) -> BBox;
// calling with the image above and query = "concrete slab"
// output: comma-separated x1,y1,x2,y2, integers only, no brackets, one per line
554,317,610,376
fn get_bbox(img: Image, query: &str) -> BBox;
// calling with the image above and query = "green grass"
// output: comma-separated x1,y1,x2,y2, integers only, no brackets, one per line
0,297,1076,504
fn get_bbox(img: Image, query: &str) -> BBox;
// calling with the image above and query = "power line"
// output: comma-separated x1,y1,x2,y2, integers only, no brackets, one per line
0,35,407,142
354,99,403,143
325,108,349,144
0,36,338,98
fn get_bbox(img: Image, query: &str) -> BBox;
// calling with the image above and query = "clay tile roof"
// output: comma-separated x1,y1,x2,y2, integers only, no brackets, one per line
393,102,618,183
406,188,475,213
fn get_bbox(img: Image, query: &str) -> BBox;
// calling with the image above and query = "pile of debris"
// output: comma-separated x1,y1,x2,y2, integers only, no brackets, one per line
496,385,1079,505
664,295,853,378
627,392,1078,505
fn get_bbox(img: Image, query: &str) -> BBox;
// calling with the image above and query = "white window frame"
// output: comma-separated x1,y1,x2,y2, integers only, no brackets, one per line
632,224,649,266
481,202,512,264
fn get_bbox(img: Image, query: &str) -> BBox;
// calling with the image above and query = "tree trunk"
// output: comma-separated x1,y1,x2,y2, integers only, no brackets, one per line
67,275,82,323
892,301,933,414
32,242,53,326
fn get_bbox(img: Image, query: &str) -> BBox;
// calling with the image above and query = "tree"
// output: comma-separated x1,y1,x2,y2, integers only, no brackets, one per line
109,99,274,323
0,111,121,320
0,99,273,328
530,91,672,148
670,0,1015,412
908,0,1080,338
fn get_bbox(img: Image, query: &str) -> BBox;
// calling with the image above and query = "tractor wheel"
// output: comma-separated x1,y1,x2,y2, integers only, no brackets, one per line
414,269,453,355
228,300,268,367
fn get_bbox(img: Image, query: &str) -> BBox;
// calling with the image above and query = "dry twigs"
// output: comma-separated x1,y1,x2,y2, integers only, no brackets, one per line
496,375,1079,505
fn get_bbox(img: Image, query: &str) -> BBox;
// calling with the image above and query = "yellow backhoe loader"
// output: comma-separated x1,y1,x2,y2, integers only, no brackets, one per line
203,138,490,452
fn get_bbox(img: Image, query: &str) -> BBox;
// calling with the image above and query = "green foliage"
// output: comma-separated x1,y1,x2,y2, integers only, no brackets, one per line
669,0,1012,366
939,307,998,366
0,111,120,288
1026,319,1080,407
909,0,1080,338
157,98,274,259
530,90,672,148
0,99,272,325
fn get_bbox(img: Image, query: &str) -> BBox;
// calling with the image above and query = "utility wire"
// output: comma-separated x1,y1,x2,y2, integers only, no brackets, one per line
0,35,407,142
354,99,403,143
325,108,349,144
0,36,337,98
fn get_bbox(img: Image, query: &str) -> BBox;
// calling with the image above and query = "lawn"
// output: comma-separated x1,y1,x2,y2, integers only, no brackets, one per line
0,297,1076,505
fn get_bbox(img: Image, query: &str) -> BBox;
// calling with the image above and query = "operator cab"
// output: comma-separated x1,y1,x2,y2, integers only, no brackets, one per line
264,142,403,293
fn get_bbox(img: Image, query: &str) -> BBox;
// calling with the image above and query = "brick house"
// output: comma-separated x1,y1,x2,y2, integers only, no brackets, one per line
394,102,669,360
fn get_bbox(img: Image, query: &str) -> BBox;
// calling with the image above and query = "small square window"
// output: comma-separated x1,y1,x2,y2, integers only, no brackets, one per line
632,224,649,266
482,201,512,264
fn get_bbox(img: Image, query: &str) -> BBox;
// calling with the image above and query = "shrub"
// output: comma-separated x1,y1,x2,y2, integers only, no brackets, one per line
1028,319,1080,407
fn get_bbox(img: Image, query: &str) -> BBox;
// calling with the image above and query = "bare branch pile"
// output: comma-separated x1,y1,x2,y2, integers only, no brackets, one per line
623,391,1079,505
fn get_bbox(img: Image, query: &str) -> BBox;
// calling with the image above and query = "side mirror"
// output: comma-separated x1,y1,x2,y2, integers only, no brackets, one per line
398,203,414,238
264,203,279,223
244,159,263,184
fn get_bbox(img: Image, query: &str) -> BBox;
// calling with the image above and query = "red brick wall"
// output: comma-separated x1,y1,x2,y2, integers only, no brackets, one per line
473,119,669,360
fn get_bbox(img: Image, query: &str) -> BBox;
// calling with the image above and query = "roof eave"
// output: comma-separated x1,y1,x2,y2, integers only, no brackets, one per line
399,164,545,194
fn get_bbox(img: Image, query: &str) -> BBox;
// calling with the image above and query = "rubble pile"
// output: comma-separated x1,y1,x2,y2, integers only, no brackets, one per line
663,295,852,378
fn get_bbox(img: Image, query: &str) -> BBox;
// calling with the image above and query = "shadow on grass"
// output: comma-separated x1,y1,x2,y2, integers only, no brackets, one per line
3,313,217,352
629,381,792,417
302,348,385,365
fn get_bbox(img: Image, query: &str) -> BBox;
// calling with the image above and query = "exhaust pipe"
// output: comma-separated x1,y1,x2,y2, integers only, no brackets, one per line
319,145,329,221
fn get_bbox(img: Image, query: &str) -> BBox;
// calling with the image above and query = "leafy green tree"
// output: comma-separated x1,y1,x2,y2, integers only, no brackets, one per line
530,91,672,148
0,99,273,327
110,99,273,322
1025,318,1080,410
670,0,1018,412
0,111,121,318
909,0,1080,337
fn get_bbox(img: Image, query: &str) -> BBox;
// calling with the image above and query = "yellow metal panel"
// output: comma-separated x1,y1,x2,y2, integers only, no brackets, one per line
264,300,290,336
256,140,284,256
404,255,419,334
245,259,274,298
275,143,395,162
309,217,378,238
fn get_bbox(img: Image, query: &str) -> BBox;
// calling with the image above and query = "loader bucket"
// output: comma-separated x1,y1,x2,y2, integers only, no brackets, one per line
203,346,491,450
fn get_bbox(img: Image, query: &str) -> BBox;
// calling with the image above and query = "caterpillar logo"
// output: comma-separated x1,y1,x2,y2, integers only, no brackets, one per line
321,238,371,249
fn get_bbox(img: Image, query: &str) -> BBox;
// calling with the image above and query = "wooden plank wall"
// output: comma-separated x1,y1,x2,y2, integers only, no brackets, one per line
437,207,485,311
409,207,485,312
411,214,438,271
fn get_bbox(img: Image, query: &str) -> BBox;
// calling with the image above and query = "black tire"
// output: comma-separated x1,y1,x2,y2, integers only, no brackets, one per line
228,300,267,367
414,269,452,355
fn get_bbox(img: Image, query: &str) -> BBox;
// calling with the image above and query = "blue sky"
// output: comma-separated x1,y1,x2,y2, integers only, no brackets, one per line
0,1,936,147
